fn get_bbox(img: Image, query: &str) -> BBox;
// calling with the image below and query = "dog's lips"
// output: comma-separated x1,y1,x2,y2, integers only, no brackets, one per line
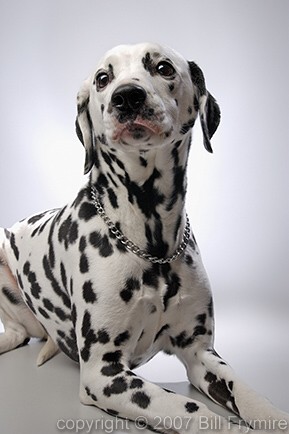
112,117,161,142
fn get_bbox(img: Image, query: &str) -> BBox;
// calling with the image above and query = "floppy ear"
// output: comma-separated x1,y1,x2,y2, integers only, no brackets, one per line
75,79,95,174
188,61,221,153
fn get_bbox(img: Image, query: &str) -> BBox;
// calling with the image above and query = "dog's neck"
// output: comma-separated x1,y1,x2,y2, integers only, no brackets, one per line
89,134,191,258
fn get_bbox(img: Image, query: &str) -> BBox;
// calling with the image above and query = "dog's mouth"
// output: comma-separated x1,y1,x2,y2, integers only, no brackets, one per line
112,116,161,142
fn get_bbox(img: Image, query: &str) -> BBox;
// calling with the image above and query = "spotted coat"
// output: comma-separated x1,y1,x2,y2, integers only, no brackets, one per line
0,43,288,433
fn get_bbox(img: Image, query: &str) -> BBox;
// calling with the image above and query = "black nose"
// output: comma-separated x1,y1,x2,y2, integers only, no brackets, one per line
111,85,147,113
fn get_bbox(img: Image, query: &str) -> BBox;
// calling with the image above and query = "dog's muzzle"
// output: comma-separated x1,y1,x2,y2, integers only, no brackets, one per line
111,84,161,142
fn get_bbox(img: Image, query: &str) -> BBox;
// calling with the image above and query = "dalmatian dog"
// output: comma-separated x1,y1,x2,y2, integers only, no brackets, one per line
0,43,288,433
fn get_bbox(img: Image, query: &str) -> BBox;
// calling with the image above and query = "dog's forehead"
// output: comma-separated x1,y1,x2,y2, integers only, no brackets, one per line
96,43,187,70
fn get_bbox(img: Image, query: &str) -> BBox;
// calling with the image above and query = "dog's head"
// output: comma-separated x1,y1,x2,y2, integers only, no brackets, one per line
75,43,221,174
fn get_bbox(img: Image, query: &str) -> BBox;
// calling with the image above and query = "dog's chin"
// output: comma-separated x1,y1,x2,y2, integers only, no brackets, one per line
111,118,164,148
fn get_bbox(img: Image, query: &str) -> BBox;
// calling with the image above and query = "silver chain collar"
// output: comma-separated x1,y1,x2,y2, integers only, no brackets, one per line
90,185,191,264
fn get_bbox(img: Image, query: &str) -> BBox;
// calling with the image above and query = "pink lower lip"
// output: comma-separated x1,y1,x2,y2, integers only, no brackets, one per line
132,117,160,134
113,117,160,141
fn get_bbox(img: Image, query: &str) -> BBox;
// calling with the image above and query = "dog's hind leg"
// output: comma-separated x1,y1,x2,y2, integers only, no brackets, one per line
0,247,52,360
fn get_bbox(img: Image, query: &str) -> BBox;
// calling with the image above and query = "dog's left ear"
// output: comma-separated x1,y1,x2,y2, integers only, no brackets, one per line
188,61,221,153
75,79,95,174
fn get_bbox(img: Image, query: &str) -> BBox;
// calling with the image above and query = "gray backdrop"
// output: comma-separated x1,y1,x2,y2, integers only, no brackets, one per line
0,0,288,411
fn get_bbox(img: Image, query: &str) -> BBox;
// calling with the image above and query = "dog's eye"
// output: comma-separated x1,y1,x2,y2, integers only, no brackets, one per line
96,72,110,89
156,61,176,77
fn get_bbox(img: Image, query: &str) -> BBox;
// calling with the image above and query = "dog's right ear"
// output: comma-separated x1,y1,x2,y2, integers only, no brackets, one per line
188,61,221,153
75,79,95,174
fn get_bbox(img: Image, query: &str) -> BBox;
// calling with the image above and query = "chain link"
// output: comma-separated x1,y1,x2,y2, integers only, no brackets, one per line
90,185,191,264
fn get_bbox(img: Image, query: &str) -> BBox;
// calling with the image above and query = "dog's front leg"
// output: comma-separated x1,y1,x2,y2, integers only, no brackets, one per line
178,346,289,432
79,350,261,434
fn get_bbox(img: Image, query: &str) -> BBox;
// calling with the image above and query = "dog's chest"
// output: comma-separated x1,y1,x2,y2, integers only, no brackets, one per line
3,189,203,366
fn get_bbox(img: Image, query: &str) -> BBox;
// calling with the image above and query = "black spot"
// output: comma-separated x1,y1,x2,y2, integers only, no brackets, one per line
30,282,42,299
79,236,87,252
24,292,36,314
101,363,124,377
89,231,113,257
27,271,36,283
78,202,97,221
38,307,50,319
128,169,165,218
58,216,79,249
79,253,89,273
71,303,77,327
16,272,23,289
208,297,214,317
97,329,110,344
130,378,144,389
54,307,68,321
139,156,148,167
82,280,97,303
57,329,65,338
170,330,194,349
185,254,194,266
102,350,122,364
43,298,53,312
57,336,79,362
2,287,20,305
119,288,133,302
163,272,181,310
85,386,98,401
60,262,67,291
81,347,90,362
24,267,42,299
108,188,118,209
142,267,159,288
47,219,56,268
142,52,154,75
27,212,47,225
114,331,130,347
169,83,174,92
185,402,199,413
131,391,151,409
167,165,186,211
9,233,19,260
81,311,91,337
90,393,97,402
42,255,71,308
70,278,74,296
120,277,140,302
23,261,31,276
205,372,240,415
103,377,128,397
193,325,207,337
